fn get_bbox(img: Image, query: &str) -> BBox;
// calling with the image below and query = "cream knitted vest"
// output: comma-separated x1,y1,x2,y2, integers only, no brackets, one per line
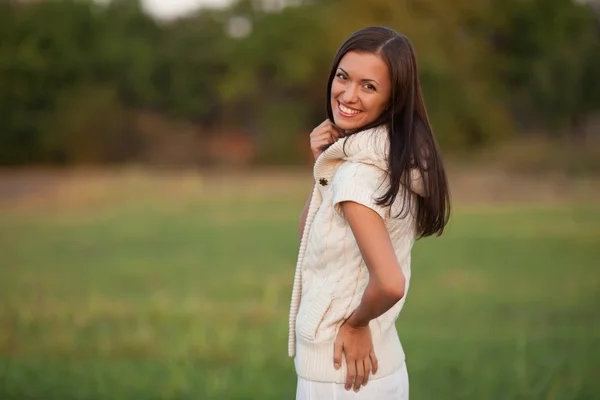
288,125,425,383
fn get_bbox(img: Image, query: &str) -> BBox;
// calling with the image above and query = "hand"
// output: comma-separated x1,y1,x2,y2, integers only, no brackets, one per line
309,119,341,161
333,318,379,392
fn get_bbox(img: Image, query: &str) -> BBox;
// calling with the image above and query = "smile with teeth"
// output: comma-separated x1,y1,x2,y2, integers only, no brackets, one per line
338,102,361,116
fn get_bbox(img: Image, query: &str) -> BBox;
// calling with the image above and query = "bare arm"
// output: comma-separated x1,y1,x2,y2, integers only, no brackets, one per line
332,200,405,391
342,201,405,328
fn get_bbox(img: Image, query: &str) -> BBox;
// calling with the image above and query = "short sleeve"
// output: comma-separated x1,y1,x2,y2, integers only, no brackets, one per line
331,161,389,220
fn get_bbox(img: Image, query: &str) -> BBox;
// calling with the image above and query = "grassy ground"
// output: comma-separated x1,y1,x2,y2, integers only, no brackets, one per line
0,169,599,399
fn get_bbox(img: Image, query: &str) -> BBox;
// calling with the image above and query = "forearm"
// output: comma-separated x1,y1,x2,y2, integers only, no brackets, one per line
346,273,405,328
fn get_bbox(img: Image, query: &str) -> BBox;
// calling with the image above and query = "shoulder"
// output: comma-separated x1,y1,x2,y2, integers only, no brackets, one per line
341,125,390,171
330,161,389,220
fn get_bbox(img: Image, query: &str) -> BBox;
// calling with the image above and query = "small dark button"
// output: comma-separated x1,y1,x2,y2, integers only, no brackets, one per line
319,178,328,186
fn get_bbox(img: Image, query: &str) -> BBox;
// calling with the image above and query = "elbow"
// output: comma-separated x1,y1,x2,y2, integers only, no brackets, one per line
386,285,405,302
380,274,406,302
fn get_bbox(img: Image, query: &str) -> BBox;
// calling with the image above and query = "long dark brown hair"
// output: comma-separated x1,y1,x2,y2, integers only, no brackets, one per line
326,26,450,238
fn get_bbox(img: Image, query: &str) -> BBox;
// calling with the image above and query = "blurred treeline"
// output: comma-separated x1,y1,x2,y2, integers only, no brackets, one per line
1,0,599,168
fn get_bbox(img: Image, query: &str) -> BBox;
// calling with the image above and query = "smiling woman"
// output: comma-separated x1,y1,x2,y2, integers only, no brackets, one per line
288,26,451,400
331,52,391,131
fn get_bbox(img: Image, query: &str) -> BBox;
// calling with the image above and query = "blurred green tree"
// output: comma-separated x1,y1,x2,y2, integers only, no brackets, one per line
0,0,598,166
488,0,600,139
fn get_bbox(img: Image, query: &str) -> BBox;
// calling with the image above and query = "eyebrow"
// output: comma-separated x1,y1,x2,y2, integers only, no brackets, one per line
338,67,379,85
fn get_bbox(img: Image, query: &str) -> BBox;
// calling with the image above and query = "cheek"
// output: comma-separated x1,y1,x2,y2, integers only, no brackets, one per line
330,81,344,100
366,96,388,114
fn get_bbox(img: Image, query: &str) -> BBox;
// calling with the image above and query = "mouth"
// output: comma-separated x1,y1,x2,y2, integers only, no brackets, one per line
337,101,362,118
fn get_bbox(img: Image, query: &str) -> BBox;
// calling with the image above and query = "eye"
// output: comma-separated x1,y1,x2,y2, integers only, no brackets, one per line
335,72,347,80
363,83,377,91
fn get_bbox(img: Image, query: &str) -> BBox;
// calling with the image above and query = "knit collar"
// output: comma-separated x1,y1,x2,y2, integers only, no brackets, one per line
313,125,389,181
312,124,426,197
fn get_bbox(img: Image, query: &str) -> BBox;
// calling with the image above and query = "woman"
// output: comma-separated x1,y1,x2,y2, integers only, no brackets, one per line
288,26,451,399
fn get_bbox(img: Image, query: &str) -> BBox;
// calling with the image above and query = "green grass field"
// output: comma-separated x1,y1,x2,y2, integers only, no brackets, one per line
0,171,599,399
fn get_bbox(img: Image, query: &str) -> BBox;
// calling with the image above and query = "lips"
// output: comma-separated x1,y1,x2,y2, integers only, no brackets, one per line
337,102,361,117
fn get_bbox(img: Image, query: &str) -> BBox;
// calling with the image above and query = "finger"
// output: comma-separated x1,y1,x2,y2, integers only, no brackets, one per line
333,338,343,370
313,119,331,133
314,131,335,142
313,136,335,148
329,121,343,136
313,131,336,144
345,359,356,391
370,351,379,375
323,120,340,135
324,122,342,137
312,139,333,151
317,122,340,138
354,359,365,392
310,121,330,138
363,358,371,386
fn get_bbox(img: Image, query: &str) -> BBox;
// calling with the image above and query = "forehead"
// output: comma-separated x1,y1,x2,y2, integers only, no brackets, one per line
337,51,389,83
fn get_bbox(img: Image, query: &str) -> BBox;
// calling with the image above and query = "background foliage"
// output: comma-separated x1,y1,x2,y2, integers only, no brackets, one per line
1,0,599,167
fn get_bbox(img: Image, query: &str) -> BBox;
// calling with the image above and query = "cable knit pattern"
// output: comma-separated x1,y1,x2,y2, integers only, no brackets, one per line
288,125,424,383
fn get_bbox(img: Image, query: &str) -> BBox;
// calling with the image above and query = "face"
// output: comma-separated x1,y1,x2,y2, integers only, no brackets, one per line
330,51,392,131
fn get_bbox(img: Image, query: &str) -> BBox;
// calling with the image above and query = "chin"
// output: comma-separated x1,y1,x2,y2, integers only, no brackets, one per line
335,117,375,134
333,114,362,131
333,119,357,131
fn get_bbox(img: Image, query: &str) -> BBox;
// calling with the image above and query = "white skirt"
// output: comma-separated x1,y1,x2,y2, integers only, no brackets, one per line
296,361,409,400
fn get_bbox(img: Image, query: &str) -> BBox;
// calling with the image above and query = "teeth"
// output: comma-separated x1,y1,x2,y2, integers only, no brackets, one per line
339,104,360,114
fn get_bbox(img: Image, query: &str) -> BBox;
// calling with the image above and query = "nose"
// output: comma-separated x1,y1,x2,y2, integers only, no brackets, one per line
341,83,359,104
